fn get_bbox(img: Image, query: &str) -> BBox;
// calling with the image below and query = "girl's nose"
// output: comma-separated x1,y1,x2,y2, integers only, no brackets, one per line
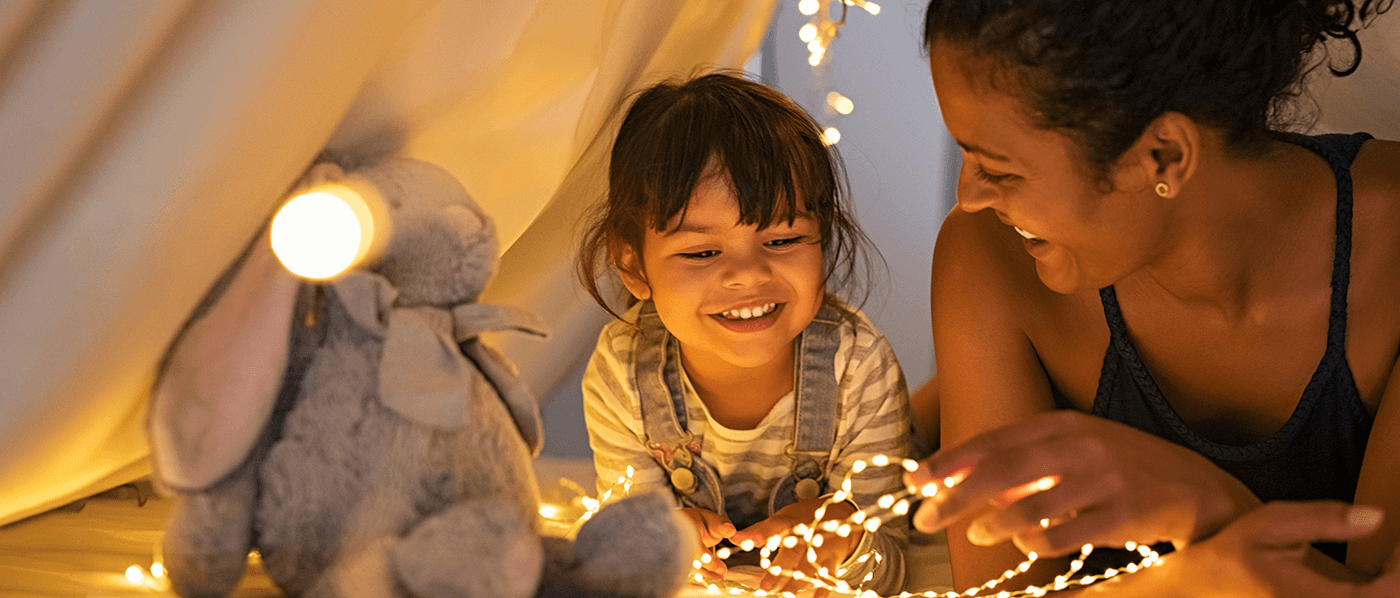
721,255,772,288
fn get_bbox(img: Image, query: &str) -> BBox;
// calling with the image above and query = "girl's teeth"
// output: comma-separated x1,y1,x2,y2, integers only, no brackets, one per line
723,303,775,320
1014,226,1040,240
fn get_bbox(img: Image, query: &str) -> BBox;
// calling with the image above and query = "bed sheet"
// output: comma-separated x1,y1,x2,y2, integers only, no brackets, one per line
0,457,951,598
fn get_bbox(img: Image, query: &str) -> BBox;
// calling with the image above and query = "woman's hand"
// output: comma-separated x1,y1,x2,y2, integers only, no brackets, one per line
1126,501,1400,598
906,410,1258,557
679,507,735,582
729,498,861,597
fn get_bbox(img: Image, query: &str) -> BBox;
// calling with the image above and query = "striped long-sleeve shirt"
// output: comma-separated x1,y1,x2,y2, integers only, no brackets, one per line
582,300,913,594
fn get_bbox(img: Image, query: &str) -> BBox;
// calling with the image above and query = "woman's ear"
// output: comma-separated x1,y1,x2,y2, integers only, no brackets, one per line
616,249,652,301
1116,111,1200,198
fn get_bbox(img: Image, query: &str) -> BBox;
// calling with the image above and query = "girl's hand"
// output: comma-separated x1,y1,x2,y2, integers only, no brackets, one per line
679,507,735,582
730,498,860,598
906,410,1258,557
1138,501,1400,598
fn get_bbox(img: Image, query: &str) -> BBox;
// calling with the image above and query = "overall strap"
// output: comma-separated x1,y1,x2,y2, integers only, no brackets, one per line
634,302,723,512
770,303,844,512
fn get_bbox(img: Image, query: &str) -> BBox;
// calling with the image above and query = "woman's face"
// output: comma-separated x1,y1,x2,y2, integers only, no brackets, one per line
929,41,1164,294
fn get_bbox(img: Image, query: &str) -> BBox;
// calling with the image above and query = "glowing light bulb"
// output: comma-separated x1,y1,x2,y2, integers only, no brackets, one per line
799,0,820,15
799,23,818,43
150,562,165,579
125,566,143,585
822,127,841,145
271,182,384,280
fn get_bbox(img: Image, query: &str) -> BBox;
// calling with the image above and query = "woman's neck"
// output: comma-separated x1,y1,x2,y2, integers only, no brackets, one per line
1126,138,1336,322
679,343,795,430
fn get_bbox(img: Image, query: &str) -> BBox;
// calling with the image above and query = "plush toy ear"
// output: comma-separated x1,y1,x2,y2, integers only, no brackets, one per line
148,245,303,491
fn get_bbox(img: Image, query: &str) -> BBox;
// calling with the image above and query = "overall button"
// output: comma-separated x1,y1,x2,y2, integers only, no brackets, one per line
670,467,698,494
795,478,821,500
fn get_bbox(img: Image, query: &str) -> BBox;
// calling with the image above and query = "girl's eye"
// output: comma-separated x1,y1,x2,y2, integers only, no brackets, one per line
765,236,806,248
678,250,718,259
974,165,1015,184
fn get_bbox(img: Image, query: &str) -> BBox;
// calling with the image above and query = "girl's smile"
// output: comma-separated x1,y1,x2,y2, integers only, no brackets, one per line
619,169,825,373
712,302,783,333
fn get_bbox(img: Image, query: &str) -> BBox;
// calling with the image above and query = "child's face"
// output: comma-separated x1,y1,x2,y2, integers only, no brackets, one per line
622,172,825,373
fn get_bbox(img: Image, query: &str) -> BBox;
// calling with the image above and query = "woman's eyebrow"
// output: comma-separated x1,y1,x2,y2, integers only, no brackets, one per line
957,141,1012,162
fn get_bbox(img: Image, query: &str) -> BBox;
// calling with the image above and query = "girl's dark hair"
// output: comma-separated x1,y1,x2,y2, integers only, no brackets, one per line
578,70,879,320
923,0,1392,173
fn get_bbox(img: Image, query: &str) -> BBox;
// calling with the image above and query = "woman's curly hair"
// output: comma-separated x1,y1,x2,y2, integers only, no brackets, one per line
924,0,1392,175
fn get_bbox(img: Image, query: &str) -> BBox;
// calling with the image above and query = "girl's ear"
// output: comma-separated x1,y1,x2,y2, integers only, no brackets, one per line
616,249,652,301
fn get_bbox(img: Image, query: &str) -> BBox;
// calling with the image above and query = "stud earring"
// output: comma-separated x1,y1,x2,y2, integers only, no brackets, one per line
1155,182,1170,197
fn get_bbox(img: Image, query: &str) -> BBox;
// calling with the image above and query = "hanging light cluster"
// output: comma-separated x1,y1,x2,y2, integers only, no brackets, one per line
796,0,879,146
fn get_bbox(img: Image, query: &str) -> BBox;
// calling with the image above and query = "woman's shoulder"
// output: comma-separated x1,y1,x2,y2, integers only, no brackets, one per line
1351,138,1400,268
931,208,1084,321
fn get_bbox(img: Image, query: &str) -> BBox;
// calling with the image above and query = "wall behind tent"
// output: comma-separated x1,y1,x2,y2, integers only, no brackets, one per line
539,0,956,458
535,1,1400,459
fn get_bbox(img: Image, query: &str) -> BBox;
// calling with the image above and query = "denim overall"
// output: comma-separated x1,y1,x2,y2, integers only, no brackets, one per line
633,301,842,526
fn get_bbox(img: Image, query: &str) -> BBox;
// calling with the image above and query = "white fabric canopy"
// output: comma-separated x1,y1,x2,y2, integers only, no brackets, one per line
0,0,775,527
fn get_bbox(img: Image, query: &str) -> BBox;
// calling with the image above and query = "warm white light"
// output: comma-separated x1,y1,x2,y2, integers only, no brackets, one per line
799,23,818,43
807,39,824,53
835,96,854,115
125,566,143,585
539,504,563,519
150,562,165,579
808,50,825,66
821,127,841,145
271,185,376,280
799,0,820,15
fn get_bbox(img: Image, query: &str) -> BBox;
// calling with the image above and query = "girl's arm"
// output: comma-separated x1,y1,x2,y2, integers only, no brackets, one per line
824,320,915,596
580,327,670,498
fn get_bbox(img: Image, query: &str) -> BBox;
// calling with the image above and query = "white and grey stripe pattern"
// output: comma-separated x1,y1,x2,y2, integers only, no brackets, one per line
583,300,913,594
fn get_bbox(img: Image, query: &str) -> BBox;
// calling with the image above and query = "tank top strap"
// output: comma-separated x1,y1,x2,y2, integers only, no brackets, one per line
1276,132,1372,349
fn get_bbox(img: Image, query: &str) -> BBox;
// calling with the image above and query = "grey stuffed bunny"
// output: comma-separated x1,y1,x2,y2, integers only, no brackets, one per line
147,157,694,598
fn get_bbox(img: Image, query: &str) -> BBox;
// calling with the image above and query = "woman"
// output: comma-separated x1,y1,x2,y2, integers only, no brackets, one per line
908,0,1400,594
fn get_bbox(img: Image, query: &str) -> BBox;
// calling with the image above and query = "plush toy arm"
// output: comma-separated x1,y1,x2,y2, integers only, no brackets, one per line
542,492,694,598
149,227,301,491
161,452,261,597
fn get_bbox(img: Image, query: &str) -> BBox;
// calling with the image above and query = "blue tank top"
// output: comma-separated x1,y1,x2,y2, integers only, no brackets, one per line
1090,132,1375,562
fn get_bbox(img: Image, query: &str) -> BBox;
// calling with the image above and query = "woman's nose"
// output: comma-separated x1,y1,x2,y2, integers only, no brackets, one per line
955,165,998,213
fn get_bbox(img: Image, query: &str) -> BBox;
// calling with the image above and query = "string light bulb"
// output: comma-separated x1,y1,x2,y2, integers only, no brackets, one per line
827,91,855,115
822,127,841,145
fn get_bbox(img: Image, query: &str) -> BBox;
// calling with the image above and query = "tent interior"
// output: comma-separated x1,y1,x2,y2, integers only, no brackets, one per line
2,1,1397,596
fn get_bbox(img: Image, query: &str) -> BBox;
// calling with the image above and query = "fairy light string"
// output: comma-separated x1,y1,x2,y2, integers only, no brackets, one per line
796,0,880,146
589,455,1163,597
129,459,1160,596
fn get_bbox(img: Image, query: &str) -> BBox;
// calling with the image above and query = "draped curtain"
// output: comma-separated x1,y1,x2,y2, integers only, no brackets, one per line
0,0,776,527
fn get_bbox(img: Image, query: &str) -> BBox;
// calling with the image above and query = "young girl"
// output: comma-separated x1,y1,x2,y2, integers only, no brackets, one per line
577,72,913,595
